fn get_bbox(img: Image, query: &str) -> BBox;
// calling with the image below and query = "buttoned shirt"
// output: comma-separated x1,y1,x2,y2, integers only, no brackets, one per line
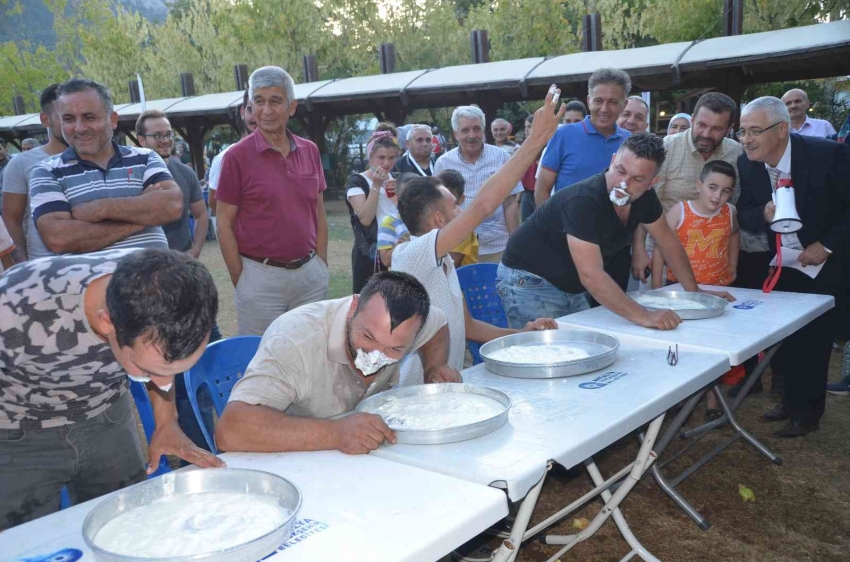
216,129,326,262
791,116,837,138
654,131,744,212
227,297,447,419
433,144,522,255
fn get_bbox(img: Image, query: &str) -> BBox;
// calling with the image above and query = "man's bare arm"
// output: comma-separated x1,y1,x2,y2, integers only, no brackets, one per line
71,180,184,226
2,192,28,261
188,199,208,258
215,201,243,286
36,212,145,254
534,168,557,207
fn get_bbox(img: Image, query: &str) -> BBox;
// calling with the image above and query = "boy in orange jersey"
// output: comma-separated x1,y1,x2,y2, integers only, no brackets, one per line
652,160,740,419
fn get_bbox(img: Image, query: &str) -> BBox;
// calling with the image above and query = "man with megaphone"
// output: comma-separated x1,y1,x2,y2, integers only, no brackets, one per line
737,96,850,438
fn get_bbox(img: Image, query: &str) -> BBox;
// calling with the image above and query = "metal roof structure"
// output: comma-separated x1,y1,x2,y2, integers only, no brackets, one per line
2,18,848,169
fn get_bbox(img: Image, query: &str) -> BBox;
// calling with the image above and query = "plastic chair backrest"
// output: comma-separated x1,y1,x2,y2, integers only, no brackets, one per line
456,263,508,365
183,336,262,454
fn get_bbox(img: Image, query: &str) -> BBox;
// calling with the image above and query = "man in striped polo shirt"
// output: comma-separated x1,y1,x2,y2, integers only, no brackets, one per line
30,78,183,256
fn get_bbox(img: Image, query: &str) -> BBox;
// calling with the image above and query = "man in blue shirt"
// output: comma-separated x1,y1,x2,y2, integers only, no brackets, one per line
535,68,631,206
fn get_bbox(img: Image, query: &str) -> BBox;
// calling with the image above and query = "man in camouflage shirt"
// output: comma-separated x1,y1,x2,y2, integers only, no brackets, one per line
0,249,222,529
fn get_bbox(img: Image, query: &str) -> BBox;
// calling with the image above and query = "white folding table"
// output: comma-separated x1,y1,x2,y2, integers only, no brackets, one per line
371,341,730,562
4,450,508,562
559,286,834,529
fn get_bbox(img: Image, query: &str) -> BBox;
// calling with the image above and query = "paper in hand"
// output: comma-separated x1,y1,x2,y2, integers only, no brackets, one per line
769,247,824,279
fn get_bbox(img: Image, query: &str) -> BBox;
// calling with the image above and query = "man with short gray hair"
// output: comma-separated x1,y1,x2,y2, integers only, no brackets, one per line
433,106,522,262
617,96,649,134
535,67,631,206
20,139,39,152
216,66,330,336
781,88,837,138
393,124,435,177
737,95,850,437
491,118,518,155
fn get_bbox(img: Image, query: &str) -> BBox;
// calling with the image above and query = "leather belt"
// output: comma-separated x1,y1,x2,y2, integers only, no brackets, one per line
241,250,316,269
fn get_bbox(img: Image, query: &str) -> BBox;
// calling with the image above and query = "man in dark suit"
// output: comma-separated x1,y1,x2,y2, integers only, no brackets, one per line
737,96,850,437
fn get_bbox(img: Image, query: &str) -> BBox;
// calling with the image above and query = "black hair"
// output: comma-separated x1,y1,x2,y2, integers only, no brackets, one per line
700,160,737,184
693,92,737,125
436,169,466,200
0,138,6,147
106,250,218,362
618,132,666,169
57,78,114,114
565,100,588,115
356,271,430,333
395,172,419,199
398,176,446,236
40,83,61,112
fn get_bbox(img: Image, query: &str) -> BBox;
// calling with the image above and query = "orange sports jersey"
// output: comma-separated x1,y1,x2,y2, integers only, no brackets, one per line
668,201,734,286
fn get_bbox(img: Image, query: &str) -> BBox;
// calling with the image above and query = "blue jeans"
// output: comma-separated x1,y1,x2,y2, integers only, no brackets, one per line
496,264,590,329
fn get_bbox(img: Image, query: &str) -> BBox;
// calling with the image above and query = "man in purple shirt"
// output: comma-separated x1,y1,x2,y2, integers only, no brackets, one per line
782,89,837,138
216,66,329,336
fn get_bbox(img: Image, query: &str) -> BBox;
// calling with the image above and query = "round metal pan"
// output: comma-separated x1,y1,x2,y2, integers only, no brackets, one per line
355,383,511,445
628,290,728,320
83,468,301,562
479,329,620,379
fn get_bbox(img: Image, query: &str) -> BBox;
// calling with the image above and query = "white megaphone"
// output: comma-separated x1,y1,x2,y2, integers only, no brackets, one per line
770,178,802,233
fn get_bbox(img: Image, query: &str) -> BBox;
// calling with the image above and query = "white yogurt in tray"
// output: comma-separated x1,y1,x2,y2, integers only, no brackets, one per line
633,295,710,311
94,492,289,558
488,343,591,364
372,393,504,431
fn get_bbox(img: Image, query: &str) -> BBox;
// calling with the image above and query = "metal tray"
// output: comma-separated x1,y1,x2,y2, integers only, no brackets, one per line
356,383,511,445
629,289,728,320
83,468,302,562
479,329,620,379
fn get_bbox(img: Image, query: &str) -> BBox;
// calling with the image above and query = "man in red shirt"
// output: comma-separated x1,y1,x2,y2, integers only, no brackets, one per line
216,66,329,336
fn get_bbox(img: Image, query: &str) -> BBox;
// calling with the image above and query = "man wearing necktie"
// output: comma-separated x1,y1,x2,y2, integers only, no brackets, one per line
736,96,850,437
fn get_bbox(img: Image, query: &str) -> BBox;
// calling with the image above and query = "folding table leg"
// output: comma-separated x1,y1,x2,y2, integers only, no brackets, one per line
542,415,665,562
490,463,551,562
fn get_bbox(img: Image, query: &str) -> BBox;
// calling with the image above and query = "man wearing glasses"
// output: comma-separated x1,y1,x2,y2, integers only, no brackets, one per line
136,110,208,259
737,96,850,437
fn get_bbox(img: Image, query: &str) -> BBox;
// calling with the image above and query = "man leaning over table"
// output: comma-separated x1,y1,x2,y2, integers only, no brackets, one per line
215,271,461,455
0,249,222,530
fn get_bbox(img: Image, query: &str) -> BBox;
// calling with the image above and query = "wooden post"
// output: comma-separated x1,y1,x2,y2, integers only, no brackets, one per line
128,80,141,104
582,13,603,52
12,96,26,115
379,43,397,74
180,73,195,97
234,64,249,91
303,55,319,83
722,0,743,36
471,29,490,63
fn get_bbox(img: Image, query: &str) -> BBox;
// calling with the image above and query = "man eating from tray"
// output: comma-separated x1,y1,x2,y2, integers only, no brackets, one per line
498,133,734,331
215,271,461,455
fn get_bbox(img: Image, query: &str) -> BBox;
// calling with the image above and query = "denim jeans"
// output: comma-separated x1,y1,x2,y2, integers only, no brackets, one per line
0,392,146,530
520,190,536,222
496,264,590,329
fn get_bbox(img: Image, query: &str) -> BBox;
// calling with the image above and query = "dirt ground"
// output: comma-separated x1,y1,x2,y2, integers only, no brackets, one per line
193,199,850,562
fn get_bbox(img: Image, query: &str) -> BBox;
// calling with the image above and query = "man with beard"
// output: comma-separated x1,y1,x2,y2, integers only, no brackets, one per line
214,271,460,454
136,110,207,258
631,93,744,286
1,84,68,261
393,124,435,177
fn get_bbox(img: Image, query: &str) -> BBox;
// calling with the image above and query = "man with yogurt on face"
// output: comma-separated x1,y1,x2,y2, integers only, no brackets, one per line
0,249,222,530
216,271,460,455
499,133,734,331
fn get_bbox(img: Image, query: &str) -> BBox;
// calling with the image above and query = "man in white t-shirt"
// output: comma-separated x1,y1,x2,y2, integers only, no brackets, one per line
207,89,256,216
393,87,564,384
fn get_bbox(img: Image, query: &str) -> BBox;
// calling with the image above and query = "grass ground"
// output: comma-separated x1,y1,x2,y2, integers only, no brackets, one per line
192,199,850,562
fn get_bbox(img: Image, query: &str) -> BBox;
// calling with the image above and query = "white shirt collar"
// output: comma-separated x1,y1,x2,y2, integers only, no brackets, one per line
765,137,792,176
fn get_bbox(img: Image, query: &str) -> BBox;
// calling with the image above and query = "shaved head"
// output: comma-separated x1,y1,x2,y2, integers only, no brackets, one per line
782,88,808,103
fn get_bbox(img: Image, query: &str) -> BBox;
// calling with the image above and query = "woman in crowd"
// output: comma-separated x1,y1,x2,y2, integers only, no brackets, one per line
666,113,692,136
345,123,401,292
563,100,587,125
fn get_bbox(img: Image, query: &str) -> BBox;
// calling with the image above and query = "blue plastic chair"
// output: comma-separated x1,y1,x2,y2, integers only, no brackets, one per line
183,336,262,454
456,263,509,365
60,380,170,509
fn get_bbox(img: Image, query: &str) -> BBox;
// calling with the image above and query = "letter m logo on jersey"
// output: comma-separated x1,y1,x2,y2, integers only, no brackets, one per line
685,229,724,258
